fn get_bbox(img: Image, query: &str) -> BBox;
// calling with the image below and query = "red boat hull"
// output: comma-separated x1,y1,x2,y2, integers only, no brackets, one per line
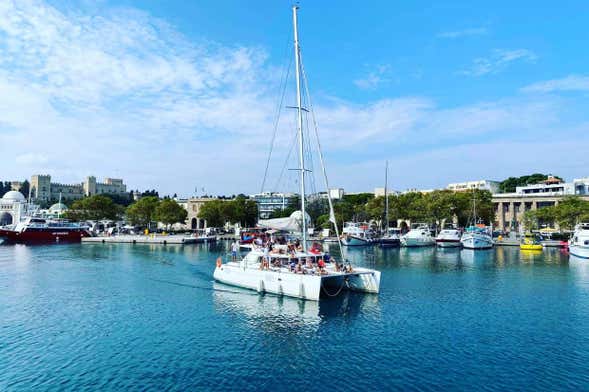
0,228,91,243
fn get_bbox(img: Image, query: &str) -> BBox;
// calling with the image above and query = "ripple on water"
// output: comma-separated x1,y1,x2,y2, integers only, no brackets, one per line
1,244,589,390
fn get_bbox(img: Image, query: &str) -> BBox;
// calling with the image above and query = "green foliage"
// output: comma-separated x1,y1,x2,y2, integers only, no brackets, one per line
19,180,30,198
64,195,124,221
125,196,160,227
154,199,187,227
521,196,589,231
198,197,259,227
498,173,562,193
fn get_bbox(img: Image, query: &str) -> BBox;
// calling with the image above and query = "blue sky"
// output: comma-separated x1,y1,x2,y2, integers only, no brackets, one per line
1,0,588,197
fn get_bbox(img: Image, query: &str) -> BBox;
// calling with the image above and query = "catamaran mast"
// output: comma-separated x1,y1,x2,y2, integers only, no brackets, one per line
293,5,307,252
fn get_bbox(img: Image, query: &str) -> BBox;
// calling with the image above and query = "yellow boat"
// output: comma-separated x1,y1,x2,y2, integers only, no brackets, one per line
520,234,543,251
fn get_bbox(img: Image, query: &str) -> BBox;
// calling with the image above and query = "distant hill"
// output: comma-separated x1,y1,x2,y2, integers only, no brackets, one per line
498,173,563,193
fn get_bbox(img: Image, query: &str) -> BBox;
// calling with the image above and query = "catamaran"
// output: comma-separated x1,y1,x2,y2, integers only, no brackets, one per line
213,6,381,301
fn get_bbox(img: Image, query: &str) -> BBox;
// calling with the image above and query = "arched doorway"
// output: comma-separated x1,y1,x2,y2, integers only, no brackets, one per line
191,218,197,230
0,212,13,226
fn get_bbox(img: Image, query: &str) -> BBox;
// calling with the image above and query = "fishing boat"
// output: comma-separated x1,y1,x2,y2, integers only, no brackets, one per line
460,189,493,250
213,6,381,301
520,233,543,251
400,223,435,247
435,224,462,248
569,223,589,259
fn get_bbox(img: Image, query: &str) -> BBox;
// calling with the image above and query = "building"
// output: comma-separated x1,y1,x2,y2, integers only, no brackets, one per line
30,175,127,202
182,197,218,230
329,188,345,200
250,192,297,219
447,180,500,193
493,176,589,231
0,191,38,225
374,188,399,197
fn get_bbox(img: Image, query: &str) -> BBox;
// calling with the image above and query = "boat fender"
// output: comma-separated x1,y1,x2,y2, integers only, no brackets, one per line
258,279,265,293
216,257,222,268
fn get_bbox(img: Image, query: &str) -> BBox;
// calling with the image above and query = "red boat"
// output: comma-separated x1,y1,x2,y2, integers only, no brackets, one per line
0,217,92,244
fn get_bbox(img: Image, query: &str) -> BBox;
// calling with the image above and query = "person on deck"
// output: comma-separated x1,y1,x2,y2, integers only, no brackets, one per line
231,240,239,261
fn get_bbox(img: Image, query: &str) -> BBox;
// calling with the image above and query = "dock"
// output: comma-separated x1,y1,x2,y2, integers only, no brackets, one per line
82,235,215,245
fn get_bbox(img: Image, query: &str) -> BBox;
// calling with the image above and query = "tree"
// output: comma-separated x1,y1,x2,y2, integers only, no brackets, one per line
553,196,589,230
498,173,562,193
126,196,160,227
19,180,30,198
154,199,187,228
425,190,454,226
198,200,225,227
65,195,124,221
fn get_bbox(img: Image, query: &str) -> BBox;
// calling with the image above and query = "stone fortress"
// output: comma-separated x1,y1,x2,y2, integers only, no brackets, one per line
30,175,127,202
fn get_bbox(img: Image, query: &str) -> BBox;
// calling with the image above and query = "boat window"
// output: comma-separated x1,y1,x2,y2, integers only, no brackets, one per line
585,240,589,246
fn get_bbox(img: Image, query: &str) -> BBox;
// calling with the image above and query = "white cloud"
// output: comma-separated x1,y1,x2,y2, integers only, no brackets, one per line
354,64,392,90
461,49,538,76
0,1,585,196
437,27,488,39
521,75,589,93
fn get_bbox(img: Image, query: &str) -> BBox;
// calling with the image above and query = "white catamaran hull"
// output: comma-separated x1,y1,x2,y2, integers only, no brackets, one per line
214,263,381,301
460,233,493,250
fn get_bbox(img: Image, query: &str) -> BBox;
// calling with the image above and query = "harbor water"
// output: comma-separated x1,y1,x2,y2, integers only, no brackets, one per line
2,243,589,391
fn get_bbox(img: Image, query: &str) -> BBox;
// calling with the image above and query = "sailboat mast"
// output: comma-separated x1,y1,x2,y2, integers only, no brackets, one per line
292,6,307,252
384,161,389,232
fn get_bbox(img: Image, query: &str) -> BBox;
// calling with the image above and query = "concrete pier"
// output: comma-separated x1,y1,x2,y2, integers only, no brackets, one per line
82,235,215,245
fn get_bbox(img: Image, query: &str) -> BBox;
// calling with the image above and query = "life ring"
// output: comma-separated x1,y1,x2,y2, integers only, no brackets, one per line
216,257,222,268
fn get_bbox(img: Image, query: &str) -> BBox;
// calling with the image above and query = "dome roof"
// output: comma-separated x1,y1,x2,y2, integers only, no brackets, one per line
2,191,26,202
49,202,68,212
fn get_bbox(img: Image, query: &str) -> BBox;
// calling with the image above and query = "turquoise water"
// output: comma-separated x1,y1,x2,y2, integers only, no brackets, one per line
2,242,589,391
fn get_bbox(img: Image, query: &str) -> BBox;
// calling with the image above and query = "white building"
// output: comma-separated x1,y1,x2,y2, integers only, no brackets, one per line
250,192,297,219
447,180,500,193
374,187,399,197
508,176,589,196
0,191,38,226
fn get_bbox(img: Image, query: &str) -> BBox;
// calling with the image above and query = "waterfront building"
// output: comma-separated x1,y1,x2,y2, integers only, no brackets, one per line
447,180,500,193
0,191,38,225
250,192,297,219
181,197,218,230
493,176,589,231
30,175,127,202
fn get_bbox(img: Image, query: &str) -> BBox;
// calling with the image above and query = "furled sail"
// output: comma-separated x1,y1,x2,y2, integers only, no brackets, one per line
257,210,311,232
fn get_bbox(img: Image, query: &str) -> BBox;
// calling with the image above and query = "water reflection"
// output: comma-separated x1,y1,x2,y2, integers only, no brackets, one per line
212,282,380,332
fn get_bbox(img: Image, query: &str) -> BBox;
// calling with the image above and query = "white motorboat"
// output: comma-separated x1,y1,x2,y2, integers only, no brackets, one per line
380,227,401,247
341,222,375,246
569,223,589,259
401,223,435,247
435,225,462,248
460,226,494,250
213,6,381,301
